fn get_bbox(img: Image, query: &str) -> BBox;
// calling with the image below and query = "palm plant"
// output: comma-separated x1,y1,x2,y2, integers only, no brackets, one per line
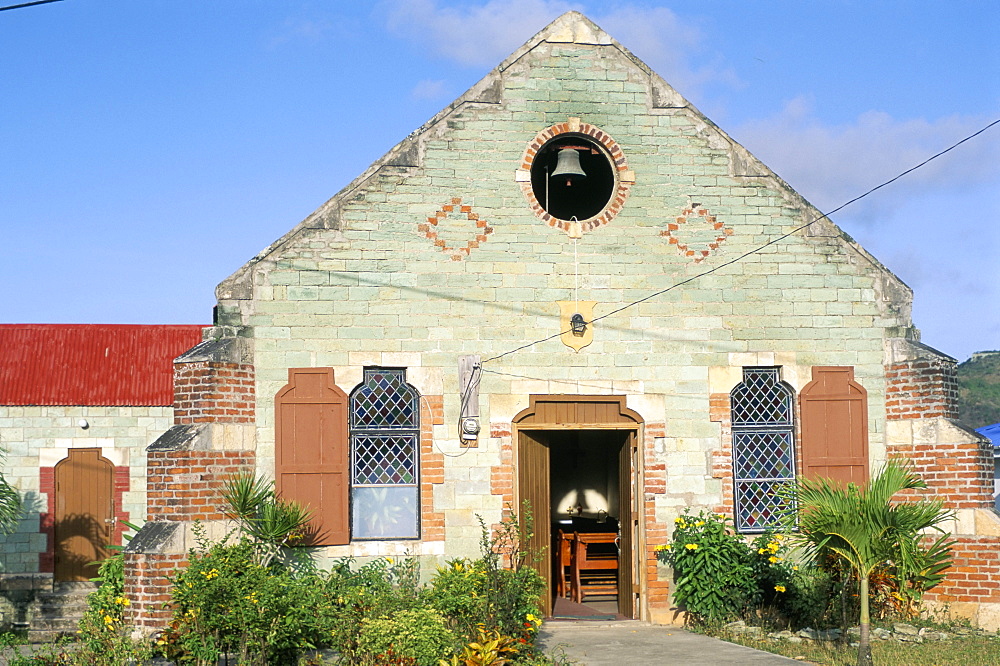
0,445,22,535
782,460,955,666
221,473,313,567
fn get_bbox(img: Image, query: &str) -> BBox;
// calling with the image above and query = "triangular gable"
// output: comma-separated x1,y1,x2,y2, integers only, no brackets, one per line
217,11,908,310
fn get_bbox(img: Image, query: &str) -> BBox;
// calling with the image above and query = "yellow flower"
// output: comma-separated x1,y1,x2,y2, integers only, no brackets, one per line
655,544,671,552
758,548,768,555
695,520,705,527
674,517,684,524
685,543,699,550
792,565,799,571
769,556,780,564
774,584,786,593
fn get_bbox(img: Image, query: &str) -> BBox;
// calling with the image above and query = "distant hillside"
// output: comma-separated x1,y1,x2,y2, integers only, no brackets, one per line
957,351,1000,428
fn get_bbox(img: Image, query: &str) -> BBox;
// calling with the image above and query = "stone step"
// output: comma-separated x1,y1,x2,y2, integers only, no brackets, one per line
26,628,77,645
25,582,99,642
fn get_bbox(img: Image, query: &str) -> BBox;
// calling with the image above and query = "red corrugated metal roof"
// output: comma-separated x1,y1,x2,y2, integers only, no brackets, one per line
0,324,205,406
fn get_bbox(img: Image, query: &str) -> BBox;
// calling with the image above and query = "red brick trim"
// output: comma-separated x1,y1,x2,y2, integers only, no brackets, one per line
925,535,1000,604
418,198,495,261
38,461,131,573
642,421,670,609
518,120,633,235
420,395,446,541
489,422,514,513
661,205,734,263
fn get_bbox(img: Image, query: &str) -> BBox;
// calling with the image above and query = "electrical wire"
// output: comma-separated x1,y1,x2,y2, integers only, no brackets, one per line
482,117,1000,366
0,0,63,11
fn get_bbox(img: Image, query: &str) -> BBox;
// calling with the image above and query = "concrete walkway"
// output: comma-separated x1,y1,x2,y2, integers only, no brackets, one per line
538,620,805,665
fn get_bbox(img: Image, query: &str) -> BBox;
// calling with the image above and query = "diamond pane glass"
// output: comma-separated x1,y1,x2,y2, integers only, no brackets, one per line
733,432,794,480
351,369,419,429
353,434,416,484
352,486,418,539
731,367,793,426
735,480,791,532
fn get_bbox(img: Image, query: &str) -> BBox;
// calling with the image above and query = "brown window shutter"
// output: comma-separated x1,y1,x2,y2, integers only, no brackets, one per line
275,368,350,545
800,366,869,486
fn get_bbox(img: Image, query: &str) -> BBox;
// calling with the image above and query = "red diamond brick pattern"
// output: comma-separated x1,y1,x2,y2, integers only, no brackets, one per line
661,206,734,263
418,197,494,261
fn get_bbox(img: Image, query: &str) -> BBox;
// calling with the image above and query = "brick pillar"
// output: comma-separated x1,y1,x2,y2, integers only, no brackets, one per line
885,341,991,508
124,336,256,634
884,339,1000,629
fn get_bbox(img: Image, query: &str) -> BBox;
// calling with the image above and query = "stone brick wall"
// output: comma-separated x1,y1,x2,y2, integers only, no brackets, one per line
207,15,918,620
173,361,255,424
0,405,171,576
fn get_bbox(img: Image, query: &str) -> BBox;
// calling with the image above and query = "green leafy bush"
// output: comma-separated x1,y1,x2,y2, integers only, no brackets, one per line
357,608,456,666
161,538,332,665
657,512,759,622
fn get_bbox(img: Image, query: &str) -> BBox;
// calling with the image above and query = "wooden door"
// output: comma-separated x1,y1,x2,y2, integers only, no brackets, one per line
54,448,113,582
800,367,869,486
275,368,350,545
517,430,552,616
617,430,636,619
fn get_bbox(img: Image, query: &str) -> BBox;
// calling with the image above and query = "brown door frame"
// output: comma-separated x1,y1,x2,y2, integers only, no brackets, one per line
513,395,645,620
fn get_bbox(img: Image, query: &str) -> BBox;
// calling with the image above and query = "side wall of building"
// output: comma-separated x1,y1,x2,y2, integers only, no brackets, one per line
0,405,171,577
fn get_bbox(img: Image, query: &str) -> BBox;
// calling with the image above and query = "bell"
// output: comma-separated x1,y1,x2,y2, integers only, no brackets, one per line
551,148,586,186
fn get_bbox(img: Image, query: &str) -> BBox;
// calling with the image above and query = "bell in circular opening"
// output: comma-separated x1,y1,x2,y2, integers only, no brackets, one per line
530,134,616,222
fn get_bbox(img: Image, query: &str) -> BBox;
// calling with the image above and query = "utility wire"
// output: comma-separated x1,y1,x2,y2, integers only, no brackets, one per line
482,117,1000,366
0,0,63,11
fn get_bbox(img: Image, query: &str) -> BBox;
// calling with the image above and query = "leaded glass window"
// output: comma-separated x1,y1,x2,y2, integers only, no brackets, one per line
731,367,796,532
350,368,420,539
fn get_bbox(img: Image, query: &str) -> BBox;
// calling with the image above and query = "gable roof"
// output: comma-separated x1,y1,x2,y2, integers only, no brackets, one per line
216,11,909,321
0,324,204,406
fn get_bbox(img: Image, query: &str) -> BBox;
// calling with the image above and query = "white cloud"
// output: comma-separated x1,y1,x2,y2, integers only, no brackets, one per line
380,0,576,67
595,6,739,99
731,98,1000,219
411,79,449,100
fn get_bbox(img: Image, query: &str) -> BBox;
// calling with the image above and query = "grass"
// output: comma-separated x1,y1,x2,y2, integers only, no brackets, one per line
713,628,1000,665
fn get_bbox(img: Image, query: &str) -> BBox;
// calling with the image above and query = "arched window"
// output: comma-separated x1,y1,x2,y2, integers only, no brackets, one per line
350,367,420,540
731,367,796,533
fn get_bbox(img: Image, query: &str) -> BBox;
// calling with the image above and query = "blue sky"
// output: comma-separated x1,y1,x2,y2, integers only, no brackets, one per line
2,1,998,361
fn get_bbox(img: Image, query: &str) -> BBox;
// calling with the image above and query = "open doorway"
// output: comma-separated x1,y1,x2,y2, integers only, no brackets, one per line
514,394,642,620
548,430,629,619
518,428,636,619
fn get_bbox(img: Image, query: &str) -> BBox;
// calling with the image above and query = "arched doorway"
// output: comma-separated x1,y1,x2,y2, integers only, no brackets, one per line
513,395,642,619
54,448,114,582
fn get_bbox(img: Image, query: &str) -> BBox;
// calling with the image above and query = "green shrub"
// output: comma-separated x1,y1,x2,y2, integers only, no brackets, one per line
161,538,332,666
658,512,759,623
357,608,456,666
